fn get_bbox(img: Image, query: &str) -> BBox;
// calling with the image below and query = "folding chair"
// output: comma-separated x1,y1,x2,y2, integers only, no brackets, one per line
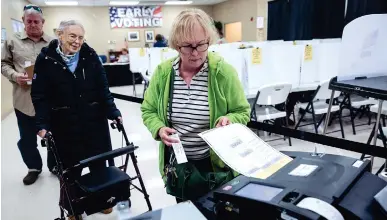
371,102,387,127
361,102,387,174
140,69,150,98
42,122,152,220
250,83,292,146
295,80,345,138
361,124,387,175
338,94,376,135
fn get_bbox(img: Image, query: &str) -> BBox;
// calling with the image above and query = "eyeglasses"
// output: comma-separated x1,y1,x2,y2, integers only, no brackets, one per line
68,34,84,43
24,5,43,14
179,42,209,54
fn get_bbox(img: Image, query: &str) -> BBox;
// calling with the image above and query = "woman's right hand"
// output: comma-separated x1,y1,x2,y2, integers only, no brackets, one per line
158,127,179,146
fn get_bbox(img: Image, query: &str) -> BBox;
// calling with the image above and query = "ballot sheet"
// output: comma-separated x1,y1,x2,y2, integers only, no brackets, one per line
199,124,292,179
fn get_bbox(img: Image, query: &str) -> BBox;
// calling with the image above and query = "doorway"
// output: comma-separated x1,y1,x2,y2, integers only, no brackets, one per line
225,22,242,42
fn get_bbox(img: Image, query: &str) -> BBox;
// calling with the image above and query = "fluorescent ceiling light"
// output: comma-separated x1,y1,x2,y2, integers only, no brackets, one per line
109,1,140,5
165,1,193,5
45,1,78,6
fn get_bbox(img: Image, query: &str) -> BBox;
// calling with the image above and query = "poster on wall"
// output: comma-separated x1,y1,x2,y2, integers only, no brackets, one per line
128,31,140,41
11,19,24,34
145,30,155,42
2,28,6,42
109,6,162,28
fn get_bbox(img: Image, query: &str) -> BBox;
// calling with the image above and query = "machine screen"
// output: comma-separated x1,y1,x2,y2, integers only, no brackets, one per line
235,183,283,202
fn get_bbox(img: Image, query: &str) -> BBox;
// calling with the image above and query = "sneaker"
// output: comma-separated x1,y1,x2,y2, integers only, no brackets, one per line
101,208,113,214
23,170,42,185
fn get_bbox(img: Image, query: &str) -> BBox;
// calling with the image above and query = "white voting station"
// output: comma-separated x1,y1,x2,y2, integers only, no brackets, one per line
337,14,387,81
322,14,387,170
128,40,344,98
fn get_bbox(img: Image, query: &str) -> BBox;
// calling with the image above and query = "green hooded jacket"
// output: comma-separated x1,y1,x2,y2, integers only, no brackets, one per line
141,52,251,177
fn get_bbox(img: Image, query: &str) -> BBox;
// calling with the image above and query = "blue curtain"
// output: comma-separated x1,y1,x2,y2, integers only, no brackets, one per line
287,0,315,40
313,0,345,39
345,0,387,25
267,0,290,40
268,0,346,41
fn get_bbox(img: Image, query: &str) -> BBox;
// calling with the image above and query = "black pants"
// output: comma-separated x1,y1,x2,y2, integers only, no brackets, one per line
175,157,212,204
15,109,42,170
15,109,57,171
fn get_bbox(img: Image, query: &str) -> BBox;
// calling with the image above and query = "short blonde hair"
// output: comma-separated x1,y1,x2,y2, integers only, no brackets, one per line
169,8,219,50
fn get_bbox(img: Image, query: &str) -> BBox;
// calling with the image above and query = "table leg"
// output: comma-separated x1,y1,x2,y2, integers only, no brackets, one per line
322,90,336,135
371,100,384,168
132,71,137,97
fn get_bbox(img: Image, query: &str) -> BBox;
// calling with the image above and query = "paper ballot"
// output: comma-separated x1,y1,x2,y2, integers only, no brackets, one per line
199,124,292,179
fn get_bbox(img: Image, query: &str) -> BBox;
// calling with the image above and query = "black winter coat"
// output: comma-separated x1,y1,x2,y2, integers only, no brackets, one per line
31,39,121,167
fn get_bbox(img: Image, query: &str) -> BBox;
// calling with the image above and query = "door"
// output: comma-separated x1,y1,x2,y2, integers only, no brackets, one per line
225,22,242,43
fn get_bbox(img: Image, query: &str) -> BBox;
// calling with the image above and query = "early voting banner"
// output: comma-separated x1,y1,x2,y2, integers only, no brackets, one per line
109,6,162,28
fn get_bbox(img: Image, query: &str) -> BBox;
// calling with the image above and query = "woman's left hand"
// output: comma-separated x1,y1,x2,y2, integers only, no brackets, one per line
113,116,123,124
216,116,231,128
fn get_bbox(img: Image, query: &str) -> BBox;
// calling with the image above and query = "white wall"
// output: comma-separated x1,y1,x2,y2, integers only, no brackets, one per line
1,0,30,119
41,6,213,55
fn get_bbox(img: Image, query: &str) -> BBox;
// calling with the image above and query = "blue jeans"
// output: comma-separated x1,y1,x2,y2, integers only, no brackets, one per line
15,109,43,170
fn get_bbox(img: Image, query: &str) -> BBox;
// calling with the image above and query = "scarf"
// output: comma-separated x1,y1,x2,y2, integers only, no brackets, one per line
56,44,78,64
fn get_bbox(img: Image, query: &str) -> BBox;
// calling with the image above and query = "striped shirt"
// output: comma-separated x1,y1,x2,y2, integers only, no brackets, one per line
167,58,210,160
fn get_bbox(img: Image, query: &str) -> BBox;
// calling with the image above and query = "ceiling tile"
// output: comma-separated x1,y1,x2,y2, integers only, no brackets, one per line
30,0,228,6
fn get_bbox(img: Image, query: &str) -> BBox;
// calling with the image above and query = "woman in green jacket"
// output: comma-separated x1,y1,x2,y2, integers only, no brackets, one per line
141,8,250,201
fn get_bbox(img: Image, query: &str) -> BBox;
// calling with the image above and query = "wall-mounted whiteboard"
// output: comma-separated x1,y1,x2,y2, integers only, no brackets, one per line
11,19,24,34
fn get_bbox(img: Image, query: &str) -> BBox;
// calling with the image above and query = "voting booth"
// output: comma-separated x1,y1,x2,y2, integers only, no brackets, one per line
323,14,387,170
148,48,178,76
129,48,149,74
128,40,343,98
209,44,246,86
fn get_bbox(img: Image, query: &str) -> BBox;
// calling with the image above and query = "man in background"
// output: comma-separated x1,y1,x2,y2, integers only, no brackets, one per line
1,4,54,185
153,34,168,47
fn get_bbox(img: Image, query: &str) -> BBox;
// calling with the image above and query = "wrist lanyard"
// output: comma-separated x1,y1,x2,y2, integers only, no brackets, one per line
168,68,176,128
167,67,176,158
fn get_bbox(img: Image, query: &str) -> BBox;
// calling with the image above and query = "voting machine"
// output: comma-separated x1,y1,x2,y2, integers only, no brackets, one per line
195,151,387,220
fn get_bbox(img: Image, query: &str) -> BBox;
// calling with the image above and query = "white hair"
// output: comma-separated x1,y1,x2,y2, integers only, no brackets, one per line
57,20,85,33
23,8,44,20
